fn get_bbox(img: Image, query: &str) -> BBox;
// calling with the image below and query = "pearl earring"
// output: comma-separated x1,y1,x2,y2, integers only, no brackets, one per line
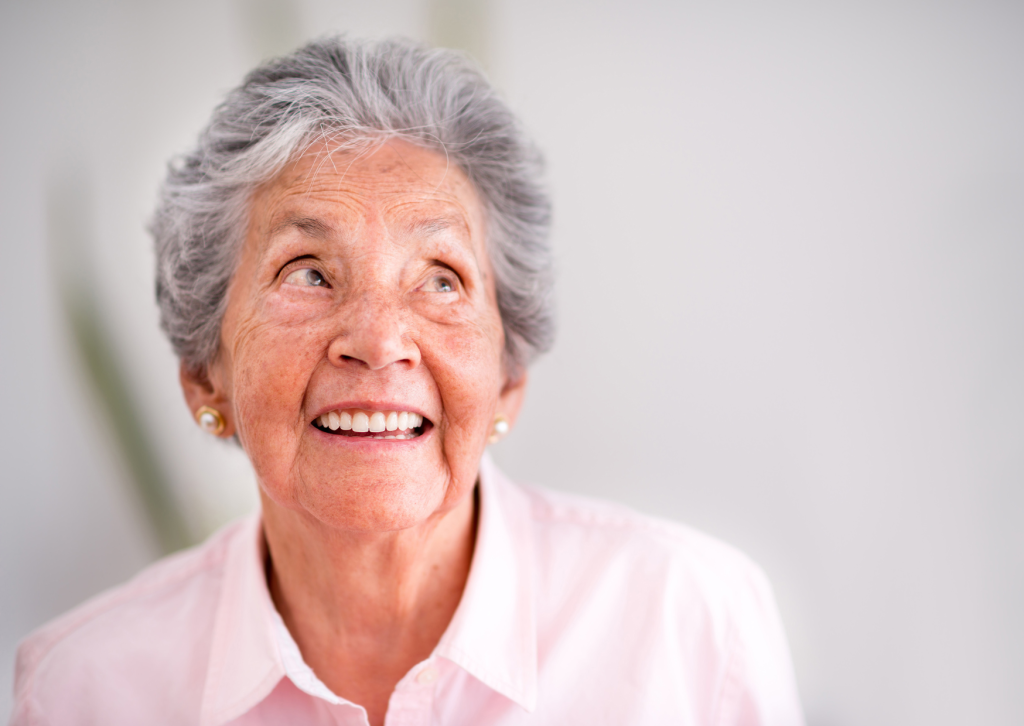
196,406,226,436
489,414,510,444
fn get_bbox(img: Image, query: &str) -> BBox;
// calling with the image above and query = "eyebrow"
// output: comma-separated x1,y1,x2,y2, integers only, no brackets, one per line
269,215,333,239
408,216,469,236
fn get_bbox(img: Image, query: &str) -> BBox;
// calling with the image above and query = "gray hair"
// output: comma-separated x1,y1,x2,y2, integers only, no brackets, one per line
152,36,553,378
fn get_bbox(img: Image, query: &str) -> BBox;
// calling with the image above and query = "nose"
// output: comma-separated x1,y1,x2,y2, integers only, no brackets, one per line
327,290,420,371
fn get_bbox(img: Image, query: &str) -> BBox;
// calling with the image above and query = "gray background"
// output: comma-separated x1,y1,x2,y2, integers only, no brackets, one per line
2,0,1022,724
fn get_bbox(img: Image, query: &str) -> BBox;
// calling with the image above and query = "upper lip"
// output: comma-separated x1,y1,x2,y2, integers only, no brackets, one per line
309,402,432,422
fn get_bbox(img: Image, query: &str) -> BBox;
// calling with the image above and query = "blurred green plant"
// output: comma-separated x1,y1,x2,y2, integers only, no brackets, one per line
46,167,194,555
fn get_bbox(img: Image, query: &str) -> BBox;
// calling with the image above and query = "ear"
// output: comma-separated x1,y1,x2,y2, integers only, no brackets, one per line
496,369,528,432
180,361,235,438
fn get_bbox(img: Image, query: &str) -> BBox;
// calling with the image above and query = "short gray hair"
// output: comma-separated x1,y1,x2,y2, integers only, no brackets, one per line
152,36,553,377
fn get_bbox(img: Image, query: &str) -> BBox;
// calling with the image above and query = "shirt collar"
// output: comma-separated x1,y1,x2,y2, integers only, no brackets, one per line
200,513,285,726
435,453,538,711
200,453,537,724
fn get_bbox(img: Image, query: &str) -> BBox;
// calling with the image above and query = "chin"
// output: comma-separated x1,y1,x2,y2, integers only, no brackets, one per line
291,472,457,533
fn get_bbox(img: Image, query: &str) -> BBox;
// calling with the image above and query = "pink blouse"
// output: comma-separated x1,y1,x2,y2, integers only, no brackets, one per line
11,456,804,725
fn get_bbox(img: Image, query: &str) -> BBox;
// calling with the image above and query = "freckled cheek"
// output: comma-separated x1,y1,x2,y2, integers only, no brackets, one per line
432,323,505,433
229,312,327,432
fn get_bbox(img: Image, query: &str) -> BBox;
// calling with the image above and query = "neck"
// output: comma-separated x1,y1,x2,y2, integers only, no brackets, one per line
261,486,477,726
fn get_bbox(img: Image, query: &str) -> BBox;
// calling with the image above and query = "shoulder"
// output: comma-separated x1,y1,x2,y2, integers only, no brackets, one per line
11,517,249,725
511,481,804,724
519,482,772,606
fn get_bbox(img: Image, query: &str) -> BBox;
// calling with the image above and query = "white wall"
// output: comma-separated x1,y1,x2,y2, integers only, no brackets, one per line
2,1,1021,723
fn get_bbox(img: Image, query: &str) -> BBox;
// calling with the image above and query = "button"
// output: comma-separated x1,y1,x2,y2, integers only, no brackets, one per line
416,666,438,685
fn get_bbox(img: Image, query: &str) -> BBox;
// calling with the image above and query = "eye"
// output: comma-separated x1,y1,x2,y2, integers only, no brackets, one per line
424,274,457,294
283,267,329,288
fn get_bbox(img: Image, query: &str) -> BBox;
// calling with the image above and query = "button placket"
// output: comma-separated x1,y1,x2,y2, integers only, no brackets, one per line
384,662,439,726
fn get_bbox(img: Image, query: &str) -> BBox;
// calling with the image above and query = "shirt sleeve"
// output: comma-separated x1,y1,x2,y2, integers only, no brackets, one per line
712,563,806,726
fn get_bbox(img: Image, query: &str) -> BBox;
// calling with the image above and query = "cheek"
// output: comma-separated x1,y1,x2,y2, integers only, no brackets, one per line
228,298,328,442
432,316,506,435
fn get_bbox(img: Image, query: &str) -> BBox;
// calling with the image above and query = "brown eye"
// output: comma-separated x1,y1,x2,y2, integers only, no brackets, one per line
283,267,328,287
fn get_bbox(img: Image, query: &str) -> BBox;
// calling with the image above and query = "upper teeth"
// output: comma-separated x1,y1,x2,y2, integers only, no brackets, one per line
318,409,424,433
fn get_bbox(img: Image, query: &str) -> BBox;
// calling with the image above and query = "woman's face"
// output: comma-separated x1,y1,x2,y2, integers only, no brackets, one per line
190,140,524,532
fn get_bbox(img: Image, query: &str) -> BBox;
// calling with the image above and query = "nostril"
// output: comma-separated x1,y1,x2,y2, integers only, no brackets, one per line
327,326,420,372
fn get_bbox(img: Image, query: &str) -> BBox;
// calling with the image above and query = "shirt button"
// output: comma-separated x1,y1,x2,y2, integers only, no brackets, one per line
416,666,438,685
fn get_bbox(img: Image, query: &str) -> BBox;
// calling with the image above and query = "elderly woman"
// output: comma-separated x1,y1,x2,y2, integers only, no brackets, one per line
12,38,803,725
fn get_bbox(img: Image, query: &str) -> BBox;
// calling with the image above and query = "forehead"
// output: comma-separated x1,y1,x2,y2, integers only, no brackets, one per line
251,138,486,243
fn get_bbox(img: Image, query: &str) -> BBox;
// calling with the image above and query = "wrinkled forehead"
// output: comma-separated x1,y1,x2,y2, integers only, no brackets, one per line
250,138,488,246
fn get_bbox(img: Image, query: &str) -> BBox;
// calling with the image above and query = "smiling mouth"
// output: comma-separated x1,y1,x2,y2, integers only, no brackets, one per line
312,408,428,440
